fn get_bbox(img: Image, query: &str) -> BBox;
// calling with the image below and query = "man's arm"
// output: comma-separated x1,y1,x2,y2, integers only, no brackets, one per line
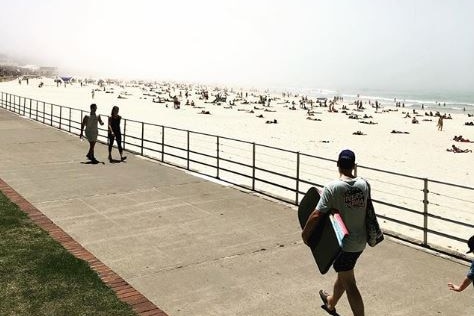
448,277,472,292
80,116,88,138
302,209,324,246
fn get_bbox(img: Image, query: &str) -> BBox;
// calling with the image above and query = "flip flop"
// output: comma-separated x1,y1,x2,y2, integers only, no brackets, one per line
319,290,337,315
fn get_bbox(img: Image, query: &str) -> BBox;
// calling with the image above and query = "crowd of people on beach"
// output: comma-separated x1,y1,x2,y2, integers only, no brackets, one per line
10,77,474,159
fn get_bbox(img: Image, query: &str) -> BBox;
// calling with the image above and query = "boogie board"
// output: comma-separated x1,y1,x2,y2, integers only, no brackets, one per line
298,187,348,274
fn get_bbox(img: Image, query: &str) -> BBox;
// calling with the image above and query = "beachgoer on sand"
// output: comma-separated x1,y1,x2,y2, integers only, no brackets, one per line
447,144,472,153
107,106,127,162
302,150,370,316
80,103,104,163
437,116,444,131
448,235,474,292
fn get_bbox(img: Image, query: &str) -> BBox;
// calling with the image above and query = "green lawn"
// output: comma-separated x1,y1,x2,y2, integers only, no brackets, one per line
0,192,137,316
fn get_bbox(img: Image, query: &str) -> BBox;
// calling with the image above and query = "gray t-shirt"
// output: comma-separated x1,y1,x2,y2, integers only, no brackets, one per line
316,177,369,252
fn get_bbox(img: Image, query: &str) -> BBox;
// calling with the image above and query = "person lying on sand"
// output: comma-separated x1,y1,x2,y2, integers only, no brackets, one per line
264,109,276,112
465,122,474,126
266,119,278,124
360,121,378,125
306,117,321,121
447,144,472,153
391,130,410,134
352,130,366,135
256,114,264,118
198,110,211,115
453,135,472,143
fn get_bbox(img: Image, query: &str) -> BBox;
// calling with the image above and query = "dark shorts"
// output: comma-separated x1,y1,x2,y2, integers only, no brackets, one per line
333,251,363,272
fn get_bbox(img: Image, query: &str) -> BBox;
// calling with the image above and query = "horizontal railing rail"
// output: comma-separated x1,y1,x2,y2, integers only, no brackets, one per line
1,91,472,261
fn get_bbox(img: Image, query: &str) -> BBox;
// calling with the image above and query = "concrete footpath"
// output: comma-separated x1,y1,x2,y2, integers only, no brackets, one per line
0,108,472,316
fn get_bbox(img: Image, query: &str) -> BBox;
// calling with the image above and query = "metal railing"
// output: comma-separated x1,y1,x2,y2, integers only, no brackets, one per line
1,91,473,260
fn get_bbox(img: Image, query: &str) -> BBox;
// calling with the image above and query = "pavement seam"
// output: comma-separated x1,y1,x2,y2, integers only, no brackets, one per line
127,240,300,279
0,177,168,316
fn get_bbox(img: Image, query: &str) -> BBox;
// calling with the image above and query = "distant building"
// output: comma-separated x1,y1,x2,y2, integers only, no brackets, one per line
38,67,57,77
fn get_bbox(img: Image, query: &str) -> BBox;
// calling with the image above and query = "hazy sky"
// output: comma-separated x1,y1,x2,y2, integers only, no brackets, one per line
1,0,473,92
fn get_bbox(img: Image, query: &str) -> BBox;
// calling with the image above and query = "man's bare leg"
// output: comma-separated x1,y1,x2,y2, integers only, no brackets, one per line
333,270,364,316
327,274,345,310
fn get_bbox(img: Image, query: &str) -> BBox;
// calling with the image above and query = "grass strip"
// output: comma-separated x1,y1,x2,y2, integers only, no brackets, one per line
0,191,137,316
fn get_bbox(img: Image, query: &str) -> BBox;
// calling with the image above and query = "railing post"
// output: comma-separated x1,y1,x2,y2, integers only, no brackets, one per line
42,102,45,123
296,152,300,205
216,136,220,179
50,104,53,126
68,108,71,132
59,106,62,129
29,99,32,118
187,131,190,170
423,178,429,246
9,94,11,110
35,100,38,121
161,126,165,162
122,119,126,150
23,97,26,116
141,122,144,156
80,109,84,134
252,142,256,191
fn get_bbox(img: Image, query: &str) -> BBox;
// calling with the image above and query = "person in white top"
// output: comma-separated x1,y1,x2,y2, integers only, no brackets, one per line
80,103,104,163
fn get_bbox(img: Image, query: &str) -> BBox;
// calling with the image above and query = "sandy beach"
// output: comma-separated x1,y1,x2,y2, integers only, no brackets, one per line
1,78,472,254
2,78,472,183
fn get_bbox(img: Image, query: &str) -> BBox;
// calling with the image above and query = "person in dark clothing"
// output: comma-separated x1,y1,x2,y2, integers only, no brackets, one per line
107,106,127,162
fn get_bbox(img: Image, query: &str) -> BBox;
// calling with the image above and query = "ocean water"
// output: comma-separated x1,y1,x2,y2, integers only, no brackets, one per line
310,88,474,113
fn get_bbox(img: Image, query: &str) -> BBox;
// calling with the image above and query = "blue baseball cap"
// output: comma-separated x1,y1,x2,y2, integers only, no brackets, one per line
337,149,356,169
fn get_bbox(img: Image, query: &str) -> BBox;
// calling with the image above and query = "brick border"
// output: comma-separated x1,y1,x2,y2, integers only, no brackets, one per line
0,178,168,316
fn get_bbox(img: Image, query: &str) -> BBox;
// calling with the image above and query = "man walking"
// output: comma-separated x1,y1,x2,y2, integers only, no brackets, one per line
80,103,104,163
302,149,369,316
